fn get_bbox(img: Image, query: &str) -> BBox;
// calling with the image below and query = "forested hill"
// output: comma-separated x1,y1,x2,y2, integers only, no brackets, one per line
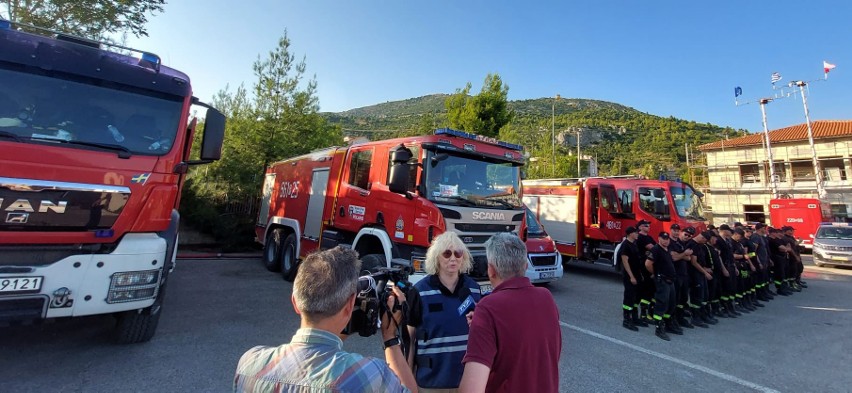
321,95,747,180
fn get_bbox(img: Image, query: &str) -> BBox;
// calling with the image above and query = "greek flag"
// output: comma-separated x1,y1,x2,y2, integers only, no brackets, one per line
770,72,782,84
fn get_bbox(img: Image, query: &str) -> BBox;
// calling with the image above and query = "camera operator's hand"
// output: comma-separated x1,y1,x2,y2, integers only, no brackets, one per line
381,285,406,340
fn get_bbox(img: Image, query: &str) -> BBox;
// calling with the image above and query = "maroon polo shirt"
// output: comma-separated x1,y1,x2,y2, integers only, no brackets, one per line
462,276,562,393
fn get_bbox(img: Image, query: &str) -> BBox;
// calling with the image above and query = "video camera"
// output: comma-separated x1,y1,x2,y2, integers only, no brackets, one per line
342,267,411,337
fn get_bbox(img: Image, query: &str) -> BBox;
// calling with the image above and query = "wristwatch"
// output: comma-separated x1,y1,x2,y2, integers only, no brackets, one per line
383,336,401,349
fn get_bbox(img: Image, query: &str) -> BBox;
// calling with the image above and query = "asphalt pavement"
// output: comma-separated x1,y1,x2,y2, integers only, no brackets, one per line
1,255,851,392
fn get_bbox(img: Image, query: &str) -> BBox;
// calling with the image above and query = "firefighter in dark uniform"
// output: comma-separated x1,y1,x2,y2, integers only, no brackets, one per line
703,233,729,321
669,224,694,329
751,224,776,300
740,227,767,307
618,226,645,331
783,226,807,290
684,228,710,328
645,232,682,341
711,229,739,318
768,228,793,296
730,228,759,311
635,220,657,324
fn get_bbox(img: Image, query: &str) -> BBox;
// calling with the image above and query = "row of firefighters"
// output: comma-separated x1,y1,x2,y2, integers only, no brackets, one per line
618,220,806,341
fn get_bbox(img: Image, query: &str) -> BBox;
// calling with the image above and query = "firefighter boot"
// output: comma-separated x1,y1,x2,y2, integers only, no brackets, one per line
691,308,708,328
701,305,718,325
751,292,765,308
712,302,726,318
723,300,739,318
623,310,638,331
655,319,671,341
665,318,684,335
676,308,694,329
633,308,649,327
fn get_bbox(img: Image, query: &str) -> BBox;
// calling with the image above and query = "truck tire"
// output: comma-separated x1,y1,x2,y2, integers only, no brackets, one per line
280,233,299,282
114,287,165,344
263,229,283,272
360,254,386,274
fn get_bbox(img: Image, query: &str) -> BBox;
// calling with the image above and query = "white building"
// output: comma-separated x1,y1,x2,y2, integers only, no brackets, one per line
696,120,852,225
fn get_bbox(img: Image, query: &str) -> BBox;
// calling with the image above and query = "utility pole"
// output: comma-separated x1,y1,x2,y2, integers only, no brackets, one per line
792,80,826,198
552,94,560,177
759,98,779,198
576,128,582,177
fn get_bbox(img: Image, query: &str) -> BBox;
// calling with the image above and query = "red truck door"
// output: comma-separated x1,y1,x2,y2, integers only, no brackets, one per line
335,146,376,232
302,168,330,255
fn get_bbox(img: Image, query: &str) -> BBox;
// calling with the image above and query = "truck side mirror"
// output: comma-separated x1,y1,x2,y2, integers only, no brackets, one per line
199,108,226,161
388,144,413,194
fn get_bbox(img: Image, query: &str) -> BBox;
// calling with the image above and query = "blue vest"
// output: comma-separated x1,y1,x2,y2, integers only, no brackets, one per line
413,274,482,389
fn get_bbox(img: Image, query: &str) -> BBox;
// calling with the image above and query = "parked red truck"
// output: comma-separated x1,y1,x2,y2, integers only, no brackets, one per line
255,128,564,292
769,198,832,250
522,177,707,270
0,21,226,343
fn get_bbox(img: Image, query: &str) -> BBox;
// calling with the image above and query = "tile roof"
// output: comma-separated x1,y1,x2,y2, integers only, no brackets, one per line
698,120,852,151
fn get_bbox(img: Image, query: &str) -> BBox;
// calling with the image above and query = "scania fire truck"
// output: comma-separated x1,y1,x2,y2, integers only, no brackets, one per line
0,21,226,343
256,128,556,292
522,176,707,270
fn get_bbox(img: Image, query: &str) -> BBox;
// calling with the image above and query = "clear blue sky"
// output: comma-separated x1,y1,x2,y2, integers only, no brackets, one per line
127,1,852,133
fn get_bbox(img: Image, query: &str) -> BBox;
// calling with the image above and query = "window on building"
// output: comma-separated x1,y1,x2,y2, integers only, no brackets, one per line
348,149,373,190
831,204,850,223
739,163,761,183
821,158,848,181
743,204,766,224
790,160,815,181
764,162,787,183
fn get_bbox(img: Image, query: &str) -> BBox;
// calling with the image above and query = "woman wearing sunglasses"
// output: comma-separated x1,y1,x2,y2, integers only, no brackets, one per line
407,232,482,393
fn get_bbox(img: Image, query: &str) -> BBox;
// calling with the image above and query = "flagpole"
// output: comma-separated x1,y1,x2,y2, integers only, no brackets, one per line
759,98,779,198
793,80,826,199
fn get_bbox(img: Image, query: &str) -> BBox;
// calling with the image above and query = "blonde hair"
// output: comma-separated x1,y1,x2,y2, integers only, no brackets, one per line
424,232,473,276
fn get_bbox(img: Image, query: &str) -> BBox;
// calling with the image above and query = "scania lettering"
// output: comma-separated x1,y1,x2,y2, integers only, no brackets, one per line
523,177,707,270
256,128,529,291
0,21,226,343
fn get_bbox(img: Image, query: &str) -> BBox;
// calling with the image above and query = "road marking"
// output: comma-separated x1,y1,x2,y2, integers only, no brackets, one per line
798,306,852,312
560,321,781,393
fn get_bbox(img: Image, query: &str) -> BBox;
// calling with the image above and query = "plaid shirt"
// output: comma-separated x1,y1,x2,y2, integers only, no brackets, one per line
234,328,409,393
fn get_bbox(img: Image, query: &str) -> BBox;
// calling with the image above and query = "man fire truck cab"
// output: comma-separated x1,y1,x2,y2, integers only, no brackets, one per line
0,21,226,343
256,128,554,292
522,176,707,270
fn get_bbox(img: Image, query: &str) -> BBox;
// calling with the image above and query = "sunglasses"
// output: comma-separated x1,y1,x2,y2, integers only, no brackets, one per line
442,249,464,259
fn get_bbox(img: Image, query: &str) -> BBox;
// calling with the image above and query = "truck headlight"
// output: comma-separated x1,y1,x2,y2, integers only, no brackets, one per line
107,270,160,304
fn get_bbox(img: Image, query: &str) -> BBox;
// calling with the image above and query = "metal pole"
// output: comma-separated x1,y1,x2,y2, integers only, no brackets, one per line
795,81,825,199
759,98,779,198
576,129,581,177
552,94,559,177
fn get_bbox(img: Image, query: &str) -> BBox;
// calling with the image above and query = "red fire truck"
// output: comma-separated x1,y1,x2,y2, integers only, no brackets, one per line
522,177,707,270
256,128,553,292
0,21,226,343
769,198,832,250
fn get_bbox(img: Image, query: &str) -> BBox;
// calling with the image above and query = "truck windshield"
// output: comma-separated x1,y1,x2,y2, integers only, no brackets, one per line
670,185,706,220
0,67,183,156
423,150,522,209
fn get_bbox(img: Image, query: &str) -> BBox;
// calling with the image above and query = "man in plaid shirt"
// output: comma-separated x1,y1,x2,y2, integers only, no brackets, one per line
234,247,417,392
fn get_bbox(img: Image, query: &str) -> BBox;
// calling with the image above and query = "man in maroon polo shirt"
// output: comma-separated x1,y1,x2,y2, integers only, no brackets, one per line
459,233,562,393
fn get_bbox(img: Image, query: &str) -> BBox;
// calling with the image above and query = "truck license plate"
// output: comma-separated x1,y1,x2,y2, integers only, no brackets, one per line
540,272,554,279
0,276,43,294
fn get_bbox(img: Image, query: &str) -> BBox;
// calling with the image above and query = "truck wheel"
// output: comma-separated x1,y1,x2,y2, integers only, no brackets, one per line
280,233,299,282
263,229,283,272
360,254,386,274
114,288,165,344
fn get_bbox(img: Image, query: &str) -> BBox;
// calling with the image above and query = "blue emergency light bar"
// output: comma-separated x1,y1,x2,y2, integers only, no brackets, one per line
434,128,524,151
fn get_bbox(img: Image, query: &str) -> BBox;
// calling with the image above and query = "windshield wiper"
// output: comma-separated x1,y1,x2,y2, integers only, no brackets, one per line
31,137,132,159
0,130,23,142
439,195,479,207
484,197,517,209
